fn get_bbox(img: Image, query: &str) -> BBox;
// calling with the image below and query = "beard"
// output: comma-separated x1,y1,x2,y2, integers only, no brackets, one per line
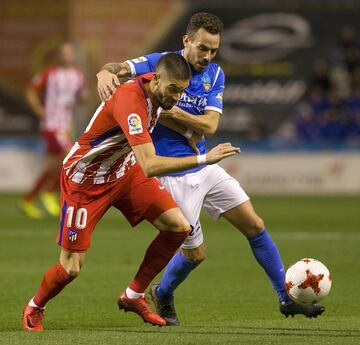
154,89,176,110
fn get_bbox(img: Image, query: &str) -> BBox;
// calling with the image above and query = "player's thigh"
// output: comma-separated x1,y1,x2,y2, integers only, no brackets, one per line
203,164,250,220
58,173,112,252
222,200,265,237
112,165,184,230
158,174,205,248
152,207,189,232
158,174,204,224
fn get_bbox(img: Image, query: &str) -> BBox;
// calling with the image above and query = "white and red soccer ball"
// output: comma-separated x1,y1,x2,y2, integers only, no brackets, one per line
285,258,332,304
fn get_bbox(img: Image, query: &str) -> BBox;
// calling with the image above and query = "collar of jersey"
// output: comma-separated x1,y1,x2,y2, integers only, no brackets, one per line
137,73,153,99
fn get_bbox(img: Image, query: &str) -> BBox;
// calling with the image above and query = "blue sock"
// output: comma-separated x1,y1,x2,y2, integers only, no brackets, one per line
248,229,291,303
157,251,199,303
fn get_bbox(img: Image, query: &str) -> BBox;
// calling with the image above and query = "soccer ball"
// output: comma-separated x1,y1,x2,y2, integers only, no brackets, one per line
285,258,332,304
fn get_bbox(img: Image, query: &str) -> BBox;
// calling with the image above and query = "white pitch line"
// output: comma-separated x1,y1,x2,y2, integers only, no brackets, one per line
271,231,360,241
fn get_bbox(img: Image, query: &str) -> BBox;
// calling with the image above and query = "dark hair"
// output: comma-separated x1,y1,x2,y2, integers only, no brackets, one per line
186,12,223,38
156,53,191,81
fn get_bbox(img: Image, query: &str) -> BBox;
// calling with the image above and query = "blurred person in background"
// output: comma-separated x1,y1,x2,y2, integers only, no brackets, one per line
311,58,332,94
19,42,87,219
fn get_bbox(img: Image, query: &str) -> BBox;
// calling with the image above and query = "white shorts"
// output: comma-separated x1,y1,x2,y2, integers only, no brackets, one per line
158,164,249,249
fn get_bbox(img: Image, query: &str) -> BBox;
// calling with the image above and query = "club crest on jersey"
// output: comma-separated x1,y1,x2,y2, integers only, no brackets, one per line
131,56,147,64
68,229,78,242
201,75,211,91
128,113,143,134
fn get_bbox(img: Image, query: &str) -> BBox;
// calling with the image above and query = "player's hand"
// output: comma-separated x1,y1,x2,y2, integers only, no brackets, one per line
96,70,120,101
160,106,179,119
188,131,203,155
205,143,240,164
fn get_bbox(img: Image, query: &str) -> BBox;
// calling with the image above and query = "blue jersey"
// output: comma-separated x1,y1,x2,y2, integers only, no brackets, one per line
126,50,225,176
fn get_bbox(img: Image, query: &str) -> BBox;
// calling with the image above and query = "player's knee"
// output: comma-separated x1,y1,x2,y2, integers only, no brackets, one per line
162,215,190,233
153,209,190,233
242,215,265,237
182,246,206,264
60,251,85,277
191,251,206,264
63,260,83,277
68,266,81,277
169,219,191,233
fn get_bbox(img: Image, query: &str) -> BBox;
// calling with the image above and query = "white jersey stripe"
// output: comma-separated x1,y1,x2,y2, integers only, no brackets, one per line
212,66,221,87
85,102,105,133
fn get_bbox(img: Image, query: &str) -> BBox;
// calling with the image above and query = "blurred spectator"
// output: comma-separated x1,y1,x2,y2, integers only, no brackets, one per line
329,61,351,99
247,115,267,142
343,47,360,74
19,42,88,219
289,25,360,146
339,25,359,51
311,58,332,94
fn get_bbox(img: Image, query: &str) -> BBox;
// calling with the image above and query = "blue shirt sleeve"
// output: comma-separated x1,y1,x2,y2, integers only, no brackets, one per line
205,66,225,114
126,53,163,76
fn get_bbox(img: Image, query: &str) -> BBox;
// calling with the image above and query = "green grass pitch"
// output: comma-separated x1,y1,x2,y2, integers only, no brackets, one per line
0,194,359,344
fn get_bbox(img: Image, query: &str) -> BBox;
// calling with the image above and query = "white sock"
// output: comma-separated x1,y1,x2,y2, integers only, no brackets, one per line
125,287,145,299
28,297,45,310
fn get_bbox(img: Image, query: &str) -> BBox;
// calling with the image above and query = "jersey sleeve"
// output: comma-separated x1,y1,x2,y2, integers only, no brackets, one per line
112,88,152,146
205,66,225,115
125,53,164,77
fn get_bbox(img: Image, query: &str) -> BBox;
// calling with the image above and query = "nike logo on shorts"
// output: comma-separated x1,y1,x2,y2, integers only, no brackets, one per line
159,185,165,190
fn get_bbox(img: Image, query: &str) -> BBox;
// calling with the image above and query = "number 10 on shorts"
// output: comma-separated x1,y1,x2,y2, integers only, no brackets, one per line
66,206,88,229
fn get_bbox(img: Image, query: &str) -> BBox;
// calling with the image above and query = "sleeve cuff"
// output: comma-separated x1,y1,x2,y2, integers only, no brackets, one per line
205,106,223,114
126,60,136,77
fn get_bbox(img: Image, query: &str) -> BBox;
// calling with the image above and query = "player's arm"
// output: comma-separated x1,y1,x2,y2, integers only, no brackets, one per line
163,66,225,136
157,116,202,154
132,142,239,178
162,107,220,136
97,53,161,101
25,86,45,119
96,62,131,101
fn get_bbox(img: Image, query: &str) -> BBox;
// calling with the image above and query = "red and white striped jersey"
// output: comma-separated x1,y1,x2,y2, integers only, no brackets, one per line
63,73,160,185
31,65,84,133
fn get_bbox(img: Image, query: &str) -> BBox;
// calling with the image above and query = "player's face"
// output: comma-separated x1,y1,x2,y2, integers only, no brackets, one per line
59,43,76,66
183,28,220,71
152,73,189,110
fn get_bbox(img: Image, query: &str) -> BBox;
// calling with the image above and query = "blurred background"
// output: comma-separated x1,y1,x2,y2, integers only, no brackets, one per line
0,0,359,195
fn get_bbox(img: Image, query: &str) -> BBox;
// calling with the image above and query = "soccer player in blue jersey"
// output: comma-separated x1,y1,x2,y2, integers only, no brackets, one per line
97,12,325,325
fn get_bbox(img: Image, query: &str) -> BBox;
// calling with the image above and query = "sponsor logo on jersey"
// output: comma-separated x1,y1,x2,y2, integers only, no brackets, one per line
178,92,207,109
201,75,211,91
128,113,143,134
68,229,78,242
216,92,223,104
131,56,148,64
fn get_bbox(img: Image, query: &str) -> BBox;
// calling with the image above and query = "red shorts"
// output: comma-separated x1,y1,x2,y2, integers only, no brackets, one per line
56,164,177,252
42,130,71,154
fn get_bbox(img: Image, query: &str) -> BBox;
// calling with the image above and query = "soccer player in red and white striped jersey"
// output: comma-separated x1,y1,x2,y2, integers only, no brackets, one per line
23,53,239,330
20,42,87,218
